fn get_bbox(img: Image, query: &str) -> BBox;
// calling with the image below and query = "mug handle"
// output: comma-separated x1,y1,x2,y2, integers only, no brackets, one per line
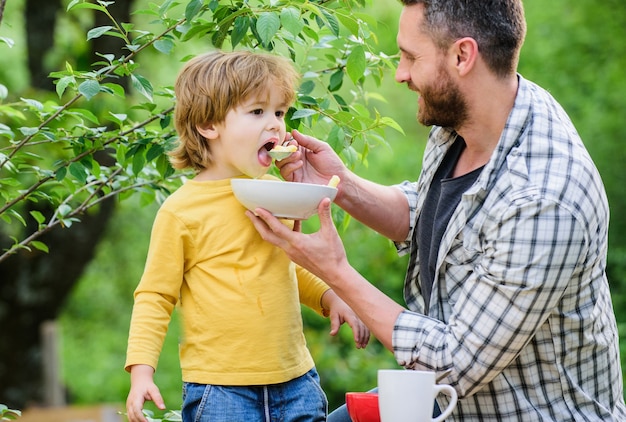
432,384,458,422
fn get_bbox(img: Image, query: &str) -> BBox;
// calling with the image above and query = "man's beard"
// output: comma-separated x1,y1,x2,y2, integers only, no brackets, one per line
417,65,468,129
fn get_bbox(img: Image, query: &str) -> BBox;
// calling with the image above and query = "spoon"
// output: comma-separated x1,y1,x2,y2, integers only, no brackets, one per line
268,144,297,161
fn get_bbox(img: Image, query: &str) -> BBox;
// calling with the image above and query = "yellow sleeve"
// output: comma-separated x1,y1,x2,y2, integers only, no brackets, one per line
296,265,330,317
125,209,189,372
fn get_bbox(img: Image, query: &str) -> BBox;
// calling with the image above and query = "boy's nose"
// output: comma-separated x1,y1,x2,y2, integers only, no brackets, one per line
267,115,282,129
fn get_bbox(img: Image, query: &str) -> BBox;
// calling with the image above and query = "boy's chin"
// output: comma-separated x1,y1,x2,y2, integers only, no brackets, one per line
245,169,269,179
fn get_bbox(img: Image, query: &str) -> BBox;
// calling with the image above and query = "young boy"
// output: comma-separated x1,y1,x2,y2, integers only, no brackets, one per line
124,50,370,422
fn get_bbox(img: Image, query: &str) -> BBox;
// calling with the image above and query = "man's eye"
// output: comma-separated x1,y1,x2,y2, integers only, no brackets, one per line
400,52,415,62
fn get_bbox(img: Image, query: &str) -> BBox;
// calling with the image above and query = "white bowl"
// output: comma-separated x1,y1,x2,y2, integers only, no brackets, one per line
231,178,338,220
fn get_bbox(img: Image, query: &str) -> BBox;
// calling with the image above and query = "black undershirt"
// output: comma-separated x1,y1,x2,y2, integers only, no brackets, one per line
417,137,483,312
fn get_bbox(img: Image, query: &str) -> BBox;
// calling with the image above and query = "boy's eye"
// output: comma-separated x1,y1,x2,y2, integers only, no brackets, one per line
252,109,263,115
275,110,285,118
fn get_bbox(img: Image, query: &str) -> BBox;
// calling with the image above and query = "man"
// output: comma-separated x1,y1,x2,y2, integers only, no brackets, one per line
248,0,626,420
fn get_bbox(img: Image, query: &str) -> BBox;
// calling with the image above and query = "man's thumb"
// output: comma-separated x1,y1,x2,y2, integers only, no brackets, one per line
317,198,332,226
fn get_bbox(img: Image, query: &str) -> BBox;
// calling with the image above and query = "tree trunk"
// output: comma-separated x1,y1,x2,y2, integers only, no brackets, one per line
0,196,116,408
25,0,63,91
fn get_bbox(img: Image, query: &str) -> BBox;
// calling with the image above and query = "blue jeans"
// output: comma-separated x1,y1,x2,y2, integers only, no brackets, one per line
182,368,327,422
327,388,441,422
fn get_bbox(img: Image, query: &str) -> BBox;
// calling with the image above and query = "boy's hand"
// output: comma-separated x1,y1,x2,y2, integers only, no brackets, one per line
322,290,370,349
126,365,166,422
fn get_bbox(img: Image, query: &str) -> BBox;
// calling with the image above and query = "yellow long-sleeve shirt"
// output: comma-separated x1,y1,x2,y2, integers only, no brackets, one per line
125,176,330,385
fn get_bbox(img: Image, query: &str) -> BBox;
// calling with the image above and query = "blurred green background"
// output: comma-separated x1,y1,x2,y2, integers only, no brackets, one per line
2,0,626,415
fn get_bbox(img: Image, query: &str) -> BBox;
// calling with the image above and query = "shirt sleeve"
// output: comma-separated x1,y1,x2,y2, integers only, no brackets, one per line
393,198,588,397
296,265,330,316
393,181,419,256
125,209,188,372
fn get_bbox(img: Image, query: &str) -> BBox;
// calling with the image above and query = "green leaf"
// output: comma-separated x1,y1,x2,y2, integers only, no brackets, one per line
181,23,214,42
2,409,22,420
146,144,164,162
8,209,26,227
56,76,75,97
156,154,174,179
57,204,72,217
101,82,126,98
131,74,154,102
30,210,46,225
380,116,405,134
185,0,203,22
346,45,366,84
108,112,127,126
333,93,349,111
292,109,318,119
78,80,101,100
72,108,100,125
116,145,128,166
89,158,101,178
19,127,38,136
31,241,50,253
69,162,87,184
21,97,44,110
256,12,280,47
0,36,15,48
298,95,317,106
231,16,249,48
55,166,67,181
281,8,303,36
67,0,106,12
87,26,114,41
301,26,319,43
299,80,315,95
328,124,346,152
0,124,15,139
158,0,177,15
154,38,175,55
321,10,340,36
342,145,358,167
160,115,171,130
336,13,360,37
163,409,183,421
329,69,344,92
132,146,146,175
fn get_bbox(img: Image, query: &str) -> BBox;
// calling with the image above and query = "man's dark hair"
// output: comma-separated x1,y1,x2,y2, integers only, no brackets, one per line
400,0,527,77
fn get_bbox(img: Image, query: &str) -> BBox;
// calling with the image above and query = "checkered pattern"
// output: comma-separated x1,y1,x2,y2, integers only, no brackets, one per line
392,76,626,420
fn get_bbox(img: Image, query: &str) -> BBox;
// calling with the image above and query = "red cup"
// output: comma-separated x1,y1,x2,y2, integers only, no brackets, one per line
346,392,380,422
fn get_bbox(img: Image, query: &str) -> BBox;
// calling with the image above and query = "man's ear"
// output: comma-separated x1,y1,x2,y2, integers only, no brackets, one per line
196,122,219,140
451,37,478,76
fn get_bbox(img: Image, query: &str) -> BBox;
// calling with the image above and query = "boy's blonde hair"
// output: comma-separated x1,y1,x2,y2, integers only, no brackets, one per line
169,50,300,171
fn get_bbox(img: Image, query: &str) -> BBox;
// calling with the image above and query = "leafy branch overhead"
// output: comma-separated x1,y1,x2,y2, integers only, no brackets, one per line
0,0,402,263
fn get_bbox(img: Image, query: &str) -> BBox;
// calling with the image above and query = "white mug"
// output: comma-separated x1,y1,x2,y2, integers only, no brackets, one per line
378,369,458,422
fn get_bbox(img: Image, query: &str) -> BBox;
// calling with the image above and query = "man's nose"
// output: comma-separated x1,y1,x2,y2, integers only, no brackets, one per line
395,61,409,83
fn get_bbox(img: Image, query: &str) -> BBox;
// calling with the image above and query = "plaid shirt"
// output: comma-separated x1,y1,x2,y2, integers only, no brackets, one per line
393,76,626,421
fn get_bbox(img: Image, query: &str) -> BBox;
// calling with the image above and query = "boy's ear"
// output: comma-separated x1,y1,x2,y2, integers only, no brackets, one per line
196,122,219,140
